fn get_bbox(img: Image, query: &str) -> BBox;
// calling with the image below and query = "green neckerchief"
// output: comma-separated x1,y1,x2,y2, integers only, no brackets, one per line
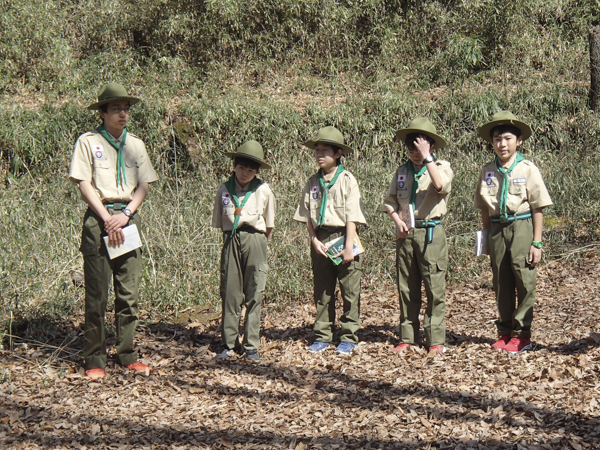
316,164,345,227
494,151,524,222
224,175,263,236
97,124,128,189
406,160,428,210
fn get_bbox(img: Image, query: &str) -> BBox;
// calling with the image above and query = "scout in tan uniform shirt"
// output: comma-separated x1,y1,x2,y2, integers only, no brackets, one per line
382,118,453,355
211,140,275,362
294,126,367,355
474,111,552,353
69,83,158,380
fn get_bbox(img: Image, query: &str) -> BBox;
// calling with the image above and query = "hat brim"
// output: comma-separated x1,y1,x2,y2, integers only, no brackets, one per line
304,139,353,155
478,119,532,143
394,129,447,149
224,151,271,169
87,96,141,111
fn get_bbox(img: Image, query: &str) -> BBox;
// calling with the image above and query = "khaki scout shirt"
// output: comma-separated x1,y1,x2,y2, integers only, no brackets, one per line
381,160,453,220
293,169,367,228
211,180,275,233
474,155,553,215
69,130,158,202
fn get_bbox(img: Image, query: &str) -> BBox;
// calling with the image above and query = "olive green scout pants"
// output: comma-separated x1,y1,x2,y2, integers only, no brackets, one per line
80,209,142,370
220,229,268,352
396,226,448,346
489,217,536,339
311,228,362,344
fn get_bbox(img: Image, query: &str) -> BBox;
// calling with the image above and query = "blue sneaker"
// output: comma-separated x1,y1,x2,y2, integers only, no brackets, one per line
308,341,330,353
336,342,356,355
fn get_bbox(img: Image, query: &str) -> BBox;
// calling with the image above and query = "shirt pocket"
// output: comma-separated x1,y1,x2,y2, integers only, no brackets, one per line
396,189,410,200
508,180,525,196
93,159,115,189
482,179,499,198
124,158,139,187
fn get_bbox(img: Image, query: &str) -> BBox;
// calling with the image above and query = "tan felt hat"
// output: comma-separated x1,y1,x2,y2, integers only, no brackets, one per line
87,83,141,110
304,126,353,155
394,117,447,149
224,140,271,169
478,110,532,143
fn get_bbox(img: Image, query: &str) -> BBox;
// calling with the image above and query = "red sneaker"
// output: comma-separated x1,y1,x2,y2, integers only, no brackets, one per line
504,337,532,353
126,362,152,373
491,335,511,350
85,368,105,380
392,343,412,353
429,345,445,354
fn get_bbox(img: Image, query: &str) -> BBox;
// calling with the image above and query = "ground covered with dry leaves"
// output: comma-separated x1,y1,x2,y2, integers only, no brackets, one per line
1,258,600,450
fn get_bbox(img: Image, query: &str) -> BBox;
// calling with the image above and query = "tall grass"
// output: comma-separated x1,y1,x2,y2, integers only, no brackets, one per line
1,0,600,337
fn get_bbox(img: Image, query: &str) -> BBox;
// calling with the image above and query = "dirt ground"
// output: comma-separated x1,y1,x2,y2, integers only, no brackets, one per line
1,257,600,449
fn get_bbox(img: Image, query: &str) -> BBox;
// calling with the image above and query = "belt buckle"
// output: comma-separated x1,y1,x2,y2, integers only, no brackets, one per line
500,216,509,224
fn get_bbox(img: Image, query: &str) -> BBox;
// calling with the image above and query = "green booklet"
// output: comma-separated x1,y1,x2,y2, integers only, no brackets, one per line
325,234,365,265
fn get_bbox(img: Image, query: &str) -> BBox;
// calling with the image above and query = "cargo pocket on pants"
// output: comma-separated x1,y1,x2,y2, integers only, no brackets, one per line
254,263,268,292
80,215,102,256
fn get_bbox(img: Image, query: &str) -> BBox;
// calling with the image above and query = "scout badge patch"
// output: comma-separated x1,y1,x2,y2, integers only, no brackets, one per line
94,145,104,159
311,185,319,201
222,192,231,206
397,174,406,189
485,171,494,186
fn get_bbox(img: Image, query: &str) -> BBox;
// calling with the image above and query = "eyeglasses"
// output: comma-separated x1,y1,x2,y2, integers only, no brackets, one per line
108,106,130,114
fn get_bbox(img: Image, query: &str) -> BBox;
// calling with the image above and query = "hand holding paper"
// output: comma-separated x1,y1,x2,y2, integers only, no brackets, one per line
103,224,143,259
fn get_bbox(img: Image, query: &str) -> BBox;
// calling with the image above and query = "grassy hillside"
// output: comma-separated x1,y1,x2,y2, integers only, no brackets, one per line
1,0,600,336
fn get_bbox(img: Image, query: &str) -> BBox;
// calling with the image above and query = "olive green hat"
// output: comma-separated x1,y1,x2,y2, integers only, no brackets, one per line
478,110,532,143
87,82,141,111
394,117,447,149
304,126,353,155
224,140,271,169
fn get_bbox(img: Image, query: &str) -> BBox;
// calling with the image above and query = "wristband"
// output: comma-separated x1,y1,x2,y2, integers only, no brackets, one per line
531,241,543,249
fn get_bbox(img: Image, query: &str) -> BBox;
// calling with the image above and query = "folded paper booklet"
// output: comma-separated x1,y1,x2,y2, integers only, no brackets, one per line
475,229,489,256
103,224,142,260
325,234,365,266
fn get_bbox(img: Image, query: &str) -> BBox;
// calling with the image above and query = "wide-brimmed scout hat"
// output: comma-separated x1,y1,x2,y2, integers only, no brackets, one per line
224,140,271,169
394,117,447,149
304,126,353,155
87,83,141,111
478,110,532,143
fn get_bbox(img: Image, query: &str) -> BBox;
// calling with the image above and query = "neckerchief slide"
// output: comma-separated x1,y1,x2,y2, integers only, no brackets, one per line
97,124,128,189
316,164,345,227
494,152,524,222
224,175,263,236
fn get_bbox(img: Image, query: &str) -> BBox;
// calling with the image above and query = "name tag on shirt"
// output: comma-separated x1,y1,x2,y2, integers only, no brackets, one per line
513,178,526,184
310,185,319,201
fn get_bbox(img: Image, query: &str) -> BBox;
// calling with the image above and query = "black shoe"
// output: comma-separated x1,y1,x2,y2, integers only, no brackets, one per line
244,350,260,361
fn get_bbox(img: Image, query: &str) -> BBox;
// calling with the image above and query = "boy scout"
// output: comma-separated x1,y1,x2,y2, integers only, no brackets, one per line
69,83,158,380
382,118,453,355
211,141,275,362
474,111,552,353
294,126,367,355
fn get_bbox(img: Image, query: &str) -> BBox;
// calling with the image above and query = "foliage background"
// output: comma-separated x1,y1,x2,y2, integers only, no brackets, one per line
1,0,600,335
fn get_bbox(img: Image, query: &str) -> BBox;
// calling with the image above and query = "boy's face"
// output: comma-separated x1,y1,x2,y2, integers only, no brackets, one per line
492,130,522,164
314,143,342,173
99,100,130,134
233,161,258,187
